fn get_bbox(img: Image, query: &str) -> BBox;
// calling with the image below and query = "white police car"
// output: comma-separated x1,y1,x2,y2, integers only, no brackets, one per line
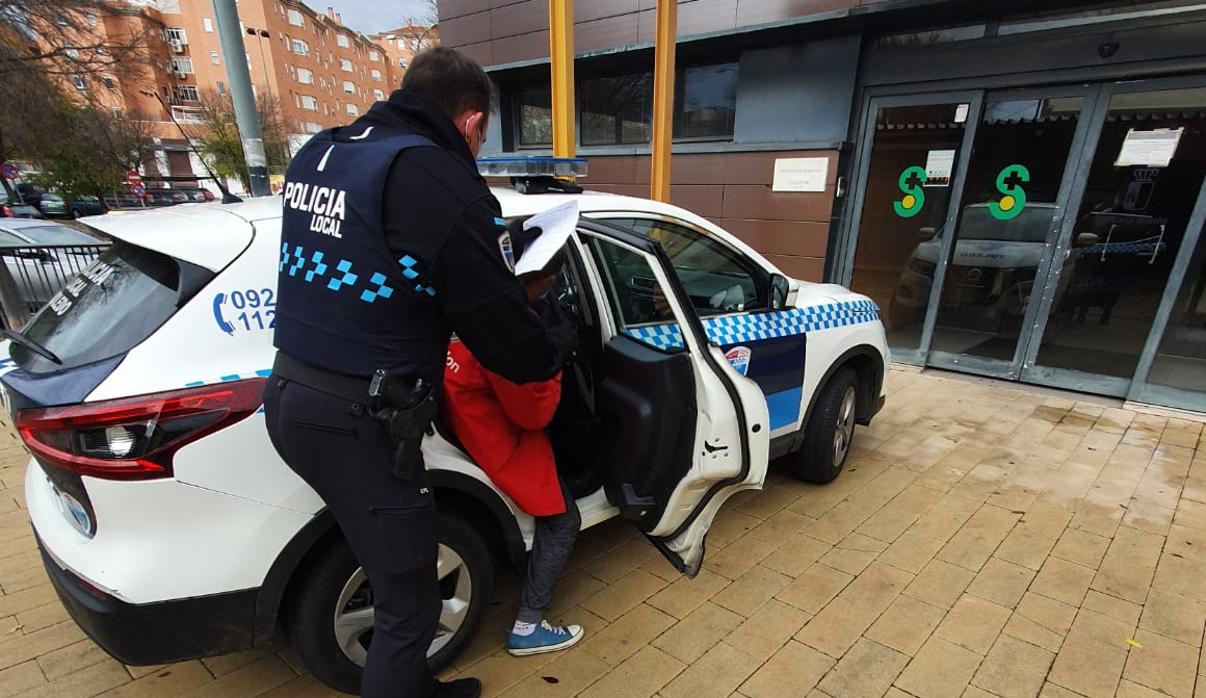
1,163,888,693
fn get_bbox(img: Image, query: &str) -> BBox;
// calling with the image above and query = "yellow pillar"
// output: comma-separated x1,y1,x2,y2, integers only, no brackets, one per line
548,0,575,158
650,0,677,202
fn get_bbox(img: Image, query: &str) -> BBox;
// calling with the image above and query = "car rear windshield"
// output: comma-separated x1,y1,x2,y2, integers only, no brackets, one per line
12,242,212,373
6,226,96,245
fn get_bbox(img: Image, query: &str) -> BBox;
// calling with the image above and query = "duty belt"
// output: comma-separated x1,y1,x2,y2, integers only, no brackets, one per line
271,352,373,404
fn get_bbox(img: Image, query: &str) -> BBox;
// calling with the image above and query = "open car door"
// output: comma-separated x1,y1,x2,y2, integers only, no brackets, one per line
574,220,770,577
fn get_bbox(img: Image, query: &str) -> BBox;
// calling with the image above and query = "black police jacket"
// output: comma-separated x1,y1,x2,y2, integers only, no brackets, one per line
274,90,562,385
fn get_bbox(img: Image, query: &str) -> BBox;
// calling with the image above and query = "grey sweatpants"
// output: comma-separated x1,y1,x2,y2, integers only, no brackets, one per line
517,481,582,623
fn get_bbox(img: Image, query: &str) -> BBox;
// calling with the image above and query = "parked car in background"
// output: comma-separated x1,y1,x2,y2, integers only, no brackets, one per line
185,190,207,203
0,219,106,314
34,192,69,219
0,189,43,219
68,196,105,218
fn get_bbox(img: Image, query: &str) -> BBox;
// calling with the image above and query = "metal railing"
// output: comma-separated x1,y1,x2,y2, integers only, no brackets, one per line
0,244,111,329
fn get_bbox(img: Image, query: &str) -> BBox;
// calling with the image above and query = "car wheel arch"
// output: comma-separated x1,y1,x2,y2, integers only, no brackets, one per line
252,470,526,646
793,344,886,454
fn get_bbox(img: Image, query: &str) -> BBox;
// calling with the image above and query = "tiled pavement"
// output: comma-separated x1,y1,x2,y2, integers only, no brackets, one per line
0,369,1203,697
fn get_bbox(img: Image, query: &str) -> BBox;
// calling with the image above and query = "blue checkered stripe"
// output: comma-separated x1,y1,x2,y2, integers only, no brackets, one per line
623,300,880,351
279,245,434,302
1074,240,1166,258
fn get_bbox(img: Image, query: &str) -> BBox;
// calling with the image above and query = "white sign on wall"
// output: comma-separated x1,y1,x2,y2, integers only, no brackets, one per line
772,157,829,192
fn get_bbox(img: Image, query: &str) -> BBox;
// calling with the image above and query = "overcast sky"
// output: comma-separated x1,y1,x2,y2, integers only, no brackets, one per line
323,0,434,35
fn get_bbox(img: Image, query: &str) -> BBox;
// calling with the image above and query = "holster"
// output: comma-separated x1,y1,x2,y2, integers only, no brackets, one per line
369,371,439,482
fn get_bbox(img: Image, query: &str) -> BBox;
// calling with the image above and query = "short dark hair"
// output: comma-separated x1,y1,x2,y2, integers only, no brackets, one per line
401,47,495,120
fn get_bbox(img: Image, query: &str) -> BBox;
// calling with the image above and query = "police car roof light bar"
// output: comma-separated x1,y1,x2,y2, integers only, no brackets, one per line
476,156,588,179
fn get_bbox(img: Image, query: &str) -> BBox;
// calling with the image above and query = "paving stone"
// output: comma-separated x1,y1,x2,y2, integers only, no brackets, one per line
499,647,611,698
934,594,1012,655
1050,528,1112,569
972,634,1056,698
1030,557,1096,606
651,602,743,665
738,641,833,698
580,570,668,621
710,565,791,618
659,641,761,698
818,638,909,698
903,559,976,610
20,659,129,698
97,662,216,698
1139,586,1206,646
0,661,47,698
646,569,729,620
36,639,109,681
866,594,946,656
579,646,685,698
1123,629,1199,698
723,599,808,662
775,563,852,614
966,558,1036,609
580,602,676,666
1048,636,1129,698
895,637,984,698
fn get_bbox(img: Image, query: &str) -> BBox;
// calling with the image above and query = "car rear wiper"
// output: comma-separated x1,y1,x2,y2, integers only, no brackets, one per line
1,329,62,365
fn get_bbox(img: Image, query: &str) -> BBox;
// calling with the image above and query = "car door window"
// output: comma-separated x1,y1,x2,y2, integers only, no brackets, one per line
586,234,682,352
602,217,766,315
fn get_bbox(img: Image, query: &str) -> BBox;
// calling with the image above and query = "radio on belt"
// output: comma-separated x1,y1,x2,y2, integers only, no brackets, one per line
476,156,588,195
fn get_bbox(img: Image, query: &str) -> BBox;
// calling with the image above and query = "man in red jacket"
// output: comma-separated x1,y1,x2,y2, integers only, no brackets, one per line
442,244,584,656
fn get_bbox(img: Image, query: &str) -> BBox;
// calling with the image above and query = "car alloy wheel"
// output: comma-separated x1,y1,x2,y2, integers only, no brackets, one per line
832,384,857,468
331,542,474,667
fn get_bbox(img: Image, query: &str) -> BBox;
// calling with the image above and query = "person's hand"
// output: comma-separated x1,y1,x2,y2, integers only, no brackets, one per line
535,297,579,358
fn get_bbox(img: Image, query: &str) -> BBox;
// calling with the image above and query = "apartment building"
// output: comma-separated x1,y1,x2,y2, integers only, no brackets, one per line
369,22,439,77
148,0,395,138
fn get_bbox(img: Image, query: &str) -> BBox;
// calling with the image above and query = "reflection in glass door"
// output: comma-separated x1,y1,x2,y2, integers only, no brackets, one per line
848,101,972,361
1025,86,1206,393
1143,231,1206,404
928,94,1085,374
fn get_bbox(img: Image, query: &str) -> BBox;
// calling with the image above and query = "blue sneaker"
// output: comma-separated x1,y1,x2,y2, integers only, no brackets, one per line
507,620,584,656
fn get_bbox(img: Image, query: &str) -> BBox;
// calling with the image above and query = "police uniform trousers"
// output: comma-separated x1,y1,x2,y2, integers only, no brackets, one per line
263,377,440,698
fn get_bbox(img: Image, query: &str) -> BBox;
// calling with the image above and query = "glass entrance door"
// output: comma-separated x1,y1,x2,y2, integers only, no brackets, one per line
844,96,978,364
927,91,1089,377
1021,84,1206,395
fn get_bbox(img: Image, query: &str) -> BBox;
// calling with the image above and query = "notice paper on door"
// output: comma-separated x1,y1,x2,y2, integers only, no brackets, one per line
1116,128,1184,168
515,200,579,276
772,157,829,192
924,149,956,187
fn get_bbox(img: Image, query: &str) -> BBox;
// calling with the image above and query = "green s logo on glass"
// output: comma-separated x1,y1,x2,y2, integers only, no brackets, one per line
988,164,1030,221
892,166,927,218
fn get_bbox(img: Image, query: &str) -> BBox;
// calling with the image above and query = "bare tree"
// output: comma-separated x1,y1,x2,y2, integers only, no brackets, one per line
0,1,150,79
189,89,293,190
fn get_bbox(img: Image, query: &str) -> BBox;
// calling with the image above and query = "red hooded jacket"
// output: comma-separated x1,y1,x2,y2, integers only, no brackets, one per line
441,340,566,516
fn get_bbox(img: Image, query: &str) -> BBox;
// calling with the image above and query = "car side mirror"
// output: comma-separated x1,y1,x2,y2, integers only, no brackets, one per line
770,273,797,310
1076,232,1100,247
918,227,937,241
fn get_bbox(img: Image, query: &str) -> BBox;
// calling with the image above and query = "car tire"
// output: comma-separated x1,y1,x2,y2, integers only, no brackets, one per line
287,511,494,694
788,367,858,484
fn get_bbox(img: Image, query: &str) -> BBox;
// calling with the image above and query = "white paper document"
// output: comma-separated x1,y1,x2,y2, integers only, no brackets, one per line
515,200,579,276
1116,128,1183,167
924,149,956,187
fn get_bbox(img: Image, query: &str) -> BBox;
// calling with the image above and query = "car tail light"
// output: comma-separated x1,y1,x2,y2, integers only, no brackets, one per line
15,379,266,481
1,205,12,217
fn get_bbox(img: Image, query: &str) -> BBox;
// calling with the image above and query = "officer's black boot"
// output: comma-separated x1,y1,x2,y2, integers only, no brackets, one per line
434,677,482,698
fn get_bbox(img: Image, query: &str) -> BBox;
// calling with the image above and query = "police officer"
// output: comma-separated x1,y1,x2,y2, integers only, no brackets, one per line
263,48,571,698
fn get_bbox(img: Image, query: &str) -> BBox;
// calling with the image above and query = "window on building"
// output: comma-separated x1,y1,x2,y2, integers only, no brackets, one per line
370,69,381,81
373,88,384,100
521,62,739,148
674,63,739,140
72,75,86,91
170,57,194,75
165,27,187,45
103,76,114,90
300,95,318,111
346,103,359,116
342,80,355,94
86,13,97,27
579,73,651,146
203,17,214,32
337,33,350,48
291,39,309,55
340,58,353,72
177,85,200,102
516,85,552,147
297,67,314,84
303,121,322,133
217,81,226,95
65,48,80,60
209,50,220,65
287,9,304,27
369,50,379,62
96,46,107,56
